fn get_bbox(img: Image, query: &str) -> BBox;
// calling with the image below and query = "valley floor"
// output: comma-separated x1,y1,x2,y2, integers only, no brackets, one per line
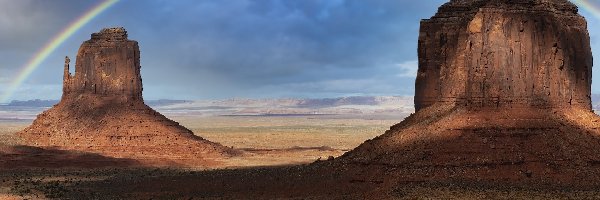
1,114,600,199
0,114,393,199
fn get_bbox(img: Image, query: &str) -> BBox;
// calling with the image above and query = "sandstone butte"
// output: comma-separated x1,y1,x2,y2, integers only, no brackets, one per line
8,1,600,198
335,0,600,187
18,28,236,167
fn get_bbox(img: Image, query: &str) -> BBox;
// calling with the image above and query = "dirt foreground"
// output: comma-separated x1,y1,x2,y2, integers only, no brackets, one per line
2,112,600,199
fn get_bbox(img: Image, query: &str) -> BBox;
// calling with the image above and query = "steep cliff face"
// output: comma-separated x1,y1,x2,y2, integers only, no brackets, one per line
414,0,592,111
19,28,235,167
337,0,600,186
63,28,142,101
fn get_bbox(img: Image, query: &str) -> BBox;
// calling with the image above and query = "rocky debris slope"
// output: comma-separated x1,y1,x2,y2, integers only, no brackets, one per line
18,28,236,167
338,0,600,187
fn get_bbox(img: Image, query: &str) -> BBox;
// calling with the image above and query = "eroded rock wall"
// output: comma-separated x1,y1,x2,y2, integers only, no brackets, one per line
63,27,142,101
415,0,592,111
338,0,600,187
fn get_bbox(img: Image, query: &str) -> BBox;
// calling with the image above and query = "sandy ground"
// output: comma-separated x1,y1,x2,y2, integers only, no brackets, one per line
173,115,398,167
2,114,600,199
2,115,399,167
0,115,396,198
0,121,26,146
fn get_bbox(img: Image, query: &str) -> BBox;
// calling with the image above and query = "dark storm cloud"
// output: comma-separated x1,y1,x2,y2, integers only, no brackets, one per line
0,0,106,101
7,1,597,100
0,0,95,50
0,0,445,100
108,0,446,99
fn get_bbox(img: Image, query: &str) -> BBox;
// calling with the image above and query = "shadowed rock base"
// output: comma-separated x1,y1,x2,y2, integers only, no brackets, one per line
18,95,234,167
0,145,140,169
339,105,600,187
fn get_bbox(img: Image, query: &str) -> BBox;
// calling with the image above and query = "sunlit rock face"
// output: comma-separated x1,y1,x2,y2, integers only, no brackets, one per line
19,28,235,167
338,0,600,187
63,27,142,101
414,0,592,111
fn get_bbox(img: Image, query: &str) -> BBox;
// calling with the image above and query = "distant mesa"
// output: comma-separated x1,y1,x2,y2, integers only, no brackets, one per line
337,0,600,187
18,27,235,167
6,99,190,108
7,99,59,107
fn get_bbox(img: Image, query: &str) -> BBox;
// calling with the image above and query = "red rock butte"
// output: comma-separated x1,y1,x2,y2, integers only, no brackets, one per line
414,0,592,111
338,0,600,187
18,27,235,167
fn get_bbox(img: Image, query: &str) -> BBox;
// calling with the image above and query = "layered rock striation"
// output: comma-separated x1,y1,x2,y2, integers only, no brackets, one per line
19,28,235,167
414,0,592,111
338,0,600,187
63,27,142,101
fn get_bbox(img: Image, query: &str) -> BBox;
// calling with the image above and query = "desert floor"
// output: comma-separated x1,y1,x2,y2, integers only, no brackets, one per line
175,115,398,167
0,114,392,199
2,114,600,199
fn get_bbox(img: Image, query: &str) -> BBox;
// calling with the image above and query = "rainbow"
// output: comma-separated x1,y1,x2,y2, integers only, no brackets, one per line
572,0,600,20
0,0,119,103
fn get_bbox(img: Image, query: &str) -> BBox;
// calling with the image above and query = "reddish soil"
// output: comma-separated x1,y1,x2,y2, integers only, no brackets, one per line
338,105,600,187
18,96,237,167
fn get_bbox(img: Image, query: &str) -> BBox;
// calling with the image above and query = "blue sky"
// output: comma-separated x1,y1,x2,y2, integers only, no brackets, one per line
0,0,598,102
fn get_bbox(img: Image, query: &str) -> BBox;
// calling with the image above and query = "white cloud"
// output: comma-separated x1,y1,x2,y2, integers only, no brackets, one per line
396,60,418,77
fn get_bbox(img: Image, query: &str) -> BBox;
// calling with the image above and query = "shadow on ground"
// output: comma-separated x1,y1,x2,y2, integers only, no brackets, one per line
0,145,140,169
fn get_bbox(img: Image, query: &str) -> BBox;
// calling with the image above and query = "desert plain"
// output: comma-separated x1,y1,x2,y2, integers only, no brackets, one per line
1,99,600,199
0,98,407,199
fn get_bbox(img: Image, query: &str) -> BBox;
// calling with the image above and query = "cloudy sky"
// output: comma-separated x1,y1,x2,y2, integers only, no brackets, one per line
0,0,598,102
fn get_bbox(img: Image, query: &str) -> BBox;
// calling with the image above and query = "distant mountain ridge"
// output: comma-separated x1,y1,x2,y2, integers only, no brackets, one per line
8,99,59,107
297,96,384,108
0,96,414,120
9,95,600,109
159,96,414,116
6,95,600,118
7,99,191,107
